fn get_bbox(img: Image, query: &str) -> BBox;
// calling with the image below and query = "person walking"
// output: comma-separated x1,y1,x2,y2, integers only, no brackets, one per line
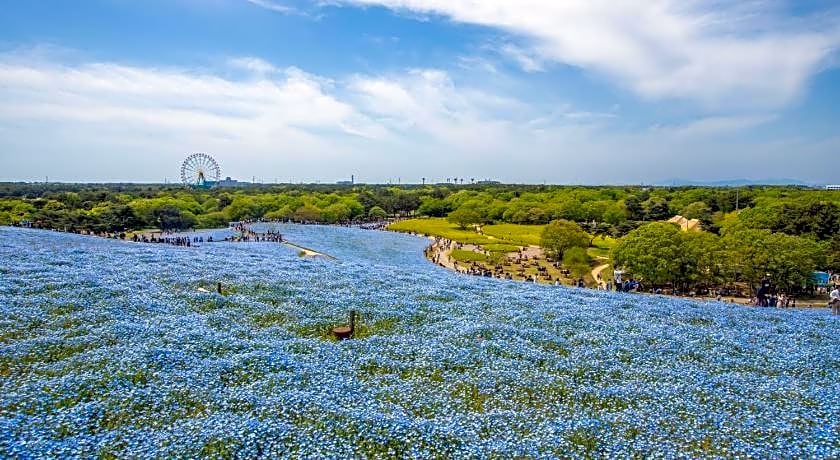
829,285,840,315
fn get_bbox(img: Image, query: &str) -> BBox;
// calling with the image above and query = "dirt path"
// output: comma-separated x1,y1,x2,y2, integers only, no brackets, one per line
591,263,610,287
427,239,459,271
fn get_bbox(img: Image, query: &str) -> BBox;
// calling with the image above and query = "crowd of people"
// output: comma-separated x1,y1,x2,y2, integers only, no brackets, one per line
237,217,399,230
227,222,284,243
607,274,643,293
750,292,795,308
746,280,803,308
130,233,211,247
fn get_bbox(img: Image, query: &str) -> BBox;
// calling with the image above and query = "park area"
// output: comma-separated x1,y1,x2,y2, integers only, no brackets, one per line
389,218,615,285
1,225,838,457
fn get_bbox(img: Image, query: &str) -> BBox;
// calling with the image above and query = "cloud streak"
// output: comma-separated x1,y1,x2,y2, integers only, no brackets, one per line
337,0,840,108
245,0,297,14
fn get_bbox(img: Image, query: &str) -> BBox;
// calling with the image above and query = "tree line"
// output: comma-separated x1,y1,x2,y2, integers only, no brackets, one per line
1,183,838,288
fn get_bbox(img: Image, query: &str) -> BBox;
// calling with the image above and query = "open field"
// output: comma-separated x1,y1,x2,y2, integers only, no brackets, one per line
449,249,496,264
391,219,574,251
388,218,510,246
482,223,544,247
1,225,838,457
588,236,616,260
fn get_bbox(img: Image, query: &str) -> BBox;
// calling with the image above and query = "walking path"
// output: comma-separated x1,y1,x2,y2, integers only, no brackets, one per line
282,241,336,260
591,262,610,287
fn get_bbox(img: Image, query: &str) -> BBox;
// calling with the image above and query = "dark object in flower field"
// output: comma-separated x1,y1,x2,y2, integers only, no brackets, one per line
333,310,356,340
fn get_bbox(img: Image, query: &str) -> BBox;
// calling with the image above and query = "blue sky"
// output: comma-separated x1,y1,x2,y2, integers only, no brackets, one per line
1,0,839,184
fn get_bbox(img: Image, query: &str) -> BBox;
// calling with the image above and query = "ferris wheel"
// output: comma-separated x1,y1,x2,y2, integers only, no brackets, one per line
180,153,220,188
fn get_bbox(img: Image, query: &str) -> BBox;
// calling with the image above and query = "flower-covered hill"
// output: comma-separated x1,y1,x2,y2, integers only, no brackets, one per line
0,226,837,458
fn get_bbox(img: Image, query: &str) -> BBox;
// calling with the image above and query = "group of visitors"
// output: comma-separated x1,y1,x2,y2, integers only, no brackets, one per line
424,237,452,267
610,273,641,293
226,225,284,243
750,292,795,308
343,221,394,230
131,234,202,247
241,217,399,230
750,280,800,308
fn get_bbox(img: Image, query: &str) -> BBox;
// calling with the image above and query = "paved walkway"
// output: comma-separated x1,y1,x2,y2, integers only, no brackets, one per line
282,241,336,259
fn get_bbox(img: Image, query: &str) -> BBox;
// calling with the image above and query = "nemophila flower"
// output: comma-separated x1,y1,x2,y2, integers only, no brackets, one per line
0,225,838,458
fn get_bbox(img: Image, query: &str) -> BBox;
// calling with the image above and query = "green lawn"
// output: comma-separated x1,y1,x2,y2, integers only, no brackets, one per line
482,223,545,246
481,243,522,253
450,249,491,264
389,219,507,246
587,235,616,259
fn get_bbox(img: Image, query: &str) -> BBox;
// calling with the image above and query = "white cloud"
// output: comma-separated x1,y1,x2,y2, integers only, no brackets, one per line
338,0,840,108
245,0,296,14
0,53,834,184
651,114,777,138
347,69,535,153
498,44,543,73
456,56,498,74
0,57,383,139
228,56,279,75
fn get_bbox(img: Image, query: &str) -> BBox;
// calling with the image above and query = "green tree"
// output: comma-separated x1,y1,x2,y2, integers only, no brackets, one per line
611,222,683,286
152,205,195,231
226,196,265,221
762,233,825,290
368,206,388,219
541,219,590,260
721,228,825,290
555,199,585,221
602,202,627,225
644,197,671,221
562,247,590,279
525,207,548,224
321,203,351,223
681,231,722,288
624,195,644,221
98,204,142,232
196,211,230,229
293,205,321,222
582,200,608,222
827,234,840,273
447,206,483,230
392,191,421,216
774,201,840,241
680,201,712,223
264,206,293,221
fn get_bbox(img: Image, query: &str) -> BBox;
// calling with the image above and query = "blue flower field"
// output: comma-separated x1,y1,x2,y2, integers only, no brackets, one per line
0,225,838,458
